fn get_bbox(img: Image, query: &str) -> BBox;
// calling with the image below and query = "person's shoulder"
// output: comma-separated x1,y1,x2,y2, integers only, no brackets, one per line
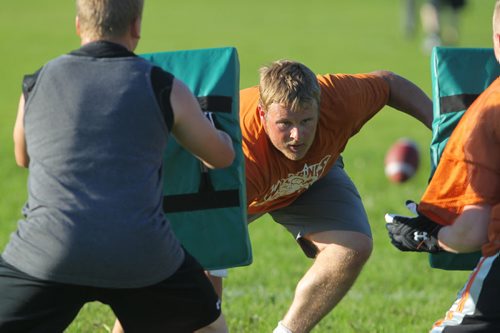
320,72,389,93
316,73,359,88
476,78,500,105
239,87,262,142
316,73,359,98
488,77,500,91
150,66,174,86
22,66,47,100
318,72,384,81
475,79,500,120
316,73,335,85
240,86,260,109
240,86,259,97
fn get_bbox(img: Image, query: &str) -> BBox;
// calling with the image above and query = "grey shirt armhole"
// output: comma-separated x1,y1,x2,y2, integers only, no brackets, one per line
151,66,174,131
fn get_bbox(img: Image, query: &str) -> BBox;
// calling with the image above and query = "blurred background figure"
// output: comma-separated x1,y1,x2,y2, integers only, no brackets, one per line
421,0,468,53
403,0,468,54
403,0,418,38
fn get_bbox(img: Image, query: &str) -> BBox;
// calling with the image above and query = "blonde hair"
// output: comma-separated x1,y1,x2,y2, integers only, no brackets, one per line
258,60,320,113
76,0,144,40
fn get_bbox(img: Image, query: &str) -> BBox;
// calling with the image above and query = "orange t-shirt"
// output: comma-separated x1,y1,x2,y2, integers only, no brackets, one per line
241,73,389,214
418,78,500,256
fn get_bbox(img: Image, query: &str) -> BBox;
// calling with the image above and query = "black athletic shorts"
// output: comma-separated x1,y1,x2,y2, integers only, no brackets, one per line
0,251,220,333
430,252,500,332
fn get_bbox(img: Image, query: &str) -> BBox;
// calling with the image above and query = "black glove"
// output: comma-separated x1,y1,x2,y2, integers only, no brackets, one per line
385,200,443,253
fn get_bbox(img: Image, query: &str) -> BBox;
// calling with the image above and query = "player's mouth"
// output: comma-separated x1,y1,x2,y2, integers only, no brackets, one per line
288,143,303,152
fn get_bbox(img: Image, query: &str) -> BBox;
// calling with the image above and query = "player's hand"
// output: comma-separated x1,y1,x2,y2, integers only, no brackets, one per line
385,200,443,253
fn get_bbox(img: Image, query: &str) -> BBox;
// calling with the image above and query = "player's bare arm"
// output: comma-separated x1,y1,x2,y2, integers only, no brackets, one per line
13,94,29,168
438,204,490,253
372,70,433,129
170,78,235,169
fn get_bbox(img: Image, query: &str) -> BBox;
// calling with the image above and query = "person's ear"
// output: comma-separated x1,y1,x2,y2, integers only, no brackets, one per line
131,17,142,40
494,32,500,63
257,104,266,121
75,16,81,37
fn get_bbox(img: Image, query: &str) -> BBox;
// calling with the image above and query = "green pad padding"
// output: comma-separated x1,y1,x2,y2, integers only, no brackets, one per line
428,47,500,270
141,47,252,270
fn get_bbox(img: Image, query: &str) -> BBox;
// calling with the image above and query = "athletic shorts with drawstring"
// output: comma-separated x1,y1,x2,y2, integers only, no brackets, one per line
250,156,372,258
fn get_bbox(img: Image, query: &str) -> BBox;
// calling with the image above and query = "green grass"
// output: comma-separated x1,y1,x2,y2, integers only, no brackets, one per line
0,1,494,332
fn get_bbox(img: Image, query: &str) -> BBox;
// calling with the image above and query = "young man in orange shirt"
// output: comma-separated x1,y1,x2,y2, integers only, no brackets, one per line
233,61,433,333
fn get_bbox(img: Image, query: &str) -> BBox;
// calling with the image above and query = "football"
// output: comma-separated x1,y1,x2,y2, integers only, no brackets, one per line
384,138,420,183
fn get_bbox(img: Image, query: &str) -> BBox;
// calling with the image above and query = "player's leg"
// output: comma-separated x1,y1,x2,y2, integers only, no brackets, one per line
269,157,373,333
205,270,226,298
281,230,372,333
430,252,500,333
194,269,228,333
195,214,265,333
107,251,222,333
0,256,86,332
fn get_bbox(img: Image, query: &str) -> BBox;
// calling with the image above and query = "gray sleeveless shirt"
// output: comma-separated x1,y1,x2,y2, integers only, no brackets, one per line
2,51,184,288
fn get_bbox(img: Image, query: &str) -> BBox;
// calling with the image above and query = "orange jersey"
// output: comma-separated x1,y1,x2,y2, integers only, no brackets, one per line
241,73,389,214
418,78,500,256
482,204,500,257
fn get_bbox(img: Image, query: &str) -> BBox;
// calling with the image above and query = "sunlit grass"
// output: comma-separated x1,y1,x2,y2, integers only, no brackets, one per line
0,1,491,332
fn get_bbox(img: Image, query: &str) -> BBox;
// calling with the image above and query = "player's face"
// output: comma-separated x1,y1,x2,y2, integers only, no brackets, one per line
261,102,319,161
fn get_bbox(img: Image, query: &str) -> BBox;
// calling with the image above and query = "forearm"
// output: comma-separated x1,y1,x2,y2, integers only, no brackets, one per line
218,130,233,151
438,204,490,253
13,94,29,168
201,130,234,169
373,70,433,129
482,204,500,257
438,227,484,253
171,79,235,169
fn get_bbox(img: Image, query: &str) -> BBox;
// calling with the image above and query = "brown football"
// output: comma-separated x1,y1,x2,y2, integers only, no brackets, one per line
384,138,420,183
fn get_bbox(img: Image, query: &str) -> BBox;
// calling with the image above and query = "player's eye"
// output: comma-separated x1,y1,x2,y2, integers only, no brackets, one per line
277,121,291,129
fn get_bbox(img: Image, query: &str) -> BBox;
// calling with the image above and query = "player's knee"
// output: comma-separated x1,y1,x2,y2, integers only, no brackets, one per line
352,237,373,262
321,237,373,267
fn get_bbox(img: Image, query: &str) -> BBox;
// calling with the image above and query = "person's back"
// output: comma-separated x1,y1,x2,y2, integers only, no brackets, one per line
418,79,500,227
3,43,184,287
385,2,500,331
0,0,233,331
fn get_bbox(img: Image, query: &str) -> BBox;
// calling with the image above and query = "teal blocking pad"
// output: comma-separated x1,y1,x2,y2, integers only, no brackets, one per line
141,47,252,270
428,47,500,270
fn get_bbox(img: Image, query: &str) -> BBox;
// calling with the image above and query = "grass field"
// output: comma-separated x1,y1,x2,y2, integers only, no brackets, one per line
0,1,495,332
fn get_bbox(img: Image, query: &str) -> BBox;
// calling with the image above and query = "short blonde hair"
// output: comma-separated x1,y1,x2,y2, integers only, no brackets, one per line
258,60,320,113
76,0,144,40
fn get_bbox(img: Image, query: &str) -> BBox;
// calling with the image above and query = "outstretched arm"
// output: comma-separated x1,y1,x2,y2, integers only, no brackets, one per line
372,70,433,129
